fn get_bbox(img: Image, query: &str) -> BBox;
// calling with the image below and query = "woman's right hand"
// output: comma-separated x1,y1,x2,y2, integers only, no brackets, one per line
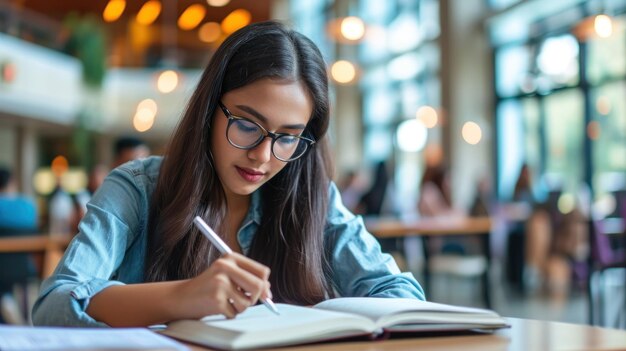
175,252,272,319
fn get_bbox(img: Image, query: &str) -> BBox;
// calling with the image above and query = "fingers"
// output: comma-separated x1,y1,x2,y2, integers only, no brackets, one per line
207,254,273,318
227,287,253,314
228,253,273,301
222,296,239,319
210,275,250,319
212,254,271,304
229,253,271,281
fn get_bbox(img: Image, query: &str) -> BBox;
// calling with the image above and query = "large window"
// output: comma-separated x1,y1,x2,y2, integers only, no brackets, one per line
493,5,626,202
591,81,626,195
358,0,440,214
544,89,584,191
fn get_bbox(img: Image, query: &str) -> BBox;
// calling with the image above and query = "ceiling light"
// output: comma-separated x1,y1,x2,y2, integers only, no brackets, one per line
221,9,251,34
207,0,230,7
397,119,427,152
137,0,161,26
462,121,482,145
594,14,613,38
157,70,179,93
137,99,158,115
416,106,438,128
133,108,156,132
103,0,126,22
199,22,222,43
340,17,365,41
178,4,206,31
33,169,56,195
331,60,357,84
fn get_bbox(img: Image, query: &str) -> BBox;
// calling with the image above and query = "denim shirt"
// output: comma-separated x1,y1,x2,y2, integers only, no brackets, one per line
32,156,424,327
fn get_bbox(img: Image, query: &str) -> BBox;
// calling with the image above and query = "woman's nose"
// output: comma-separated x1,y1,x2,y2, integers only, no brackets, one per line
247,137,273,163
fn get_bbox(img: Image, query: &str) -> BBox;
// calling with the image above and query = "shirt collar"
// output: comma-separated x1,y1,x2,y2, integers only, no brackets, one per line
248,190,262,225
237,190,262,254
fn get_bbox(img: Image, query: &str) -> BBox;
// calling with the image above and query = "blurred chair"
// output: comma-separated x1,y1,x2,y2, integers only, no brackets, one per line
587,217,625,327
429,253,488,305
0,228,39,324
422,226,492,308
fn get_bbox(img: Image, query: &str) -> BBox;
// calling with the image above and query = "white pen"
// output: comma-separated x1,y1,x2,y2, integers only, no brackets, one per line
193,216,280,315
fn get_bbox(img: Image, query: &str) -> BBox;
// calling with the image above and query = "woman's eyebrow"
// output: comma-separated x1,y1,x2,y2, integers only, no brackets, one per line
235,104,306,130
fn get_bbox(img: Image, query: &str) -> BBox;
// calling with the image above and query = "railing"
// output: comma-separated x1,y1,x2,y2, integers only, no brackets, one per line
0,2,65,52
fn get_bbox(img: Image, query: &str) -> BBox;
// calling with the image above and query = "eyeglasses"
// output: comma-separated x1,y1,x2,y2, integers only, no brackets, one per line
218,101,315,162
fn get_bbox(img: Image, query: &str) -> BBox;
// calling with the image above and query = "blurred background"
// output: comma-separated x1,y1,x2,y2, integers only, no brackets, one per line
0,0,625,328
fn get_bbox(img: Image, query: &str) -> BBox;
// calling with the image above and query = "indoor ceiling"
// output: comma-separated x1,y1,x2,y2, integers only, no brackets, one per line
15,0,272,68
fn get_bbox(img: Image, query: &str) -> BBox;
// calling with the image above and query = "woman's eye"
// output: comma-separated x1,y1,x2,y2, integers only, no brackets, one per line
234,120,260,133
277,136,298,146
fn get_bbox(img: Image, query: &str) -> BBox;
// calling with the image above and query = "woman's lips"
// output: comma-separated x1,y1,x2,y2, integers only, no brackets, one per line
236,166,265,183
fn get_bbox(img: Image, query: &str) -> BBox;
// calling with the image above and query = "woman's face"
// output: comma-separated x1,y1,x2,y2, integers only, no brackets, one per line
211,78,313,203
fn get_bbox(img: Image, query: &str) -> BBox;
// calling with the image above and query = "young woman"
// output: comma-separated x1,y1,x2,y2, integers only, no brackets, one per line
33,21,424,328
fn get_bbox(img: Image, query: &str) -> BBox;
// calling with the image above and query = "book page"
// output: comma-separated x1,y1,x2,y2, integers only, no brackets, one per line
314,298,504,328
164,304,376,350
0,325,188,351
201,304,345,331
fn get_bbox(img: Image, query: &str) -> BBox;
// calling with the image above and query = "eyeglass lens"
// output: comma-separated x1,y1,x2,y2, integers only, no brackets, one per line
227,119,308,161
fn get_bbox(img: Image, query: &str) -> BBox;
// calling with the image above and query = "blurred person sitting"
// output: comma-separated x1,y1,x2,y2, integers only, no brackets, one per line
355,160,403,256
73,164,109,228
469,175,493,217
71,137,149,226
417,163,465,219
356,161,394,216
0,165,38,324
0,166,38,232
417,145,464,219
511,164,553,293
417,163,468,256
511,165,588,297
337,169,367,213
112,136,150,168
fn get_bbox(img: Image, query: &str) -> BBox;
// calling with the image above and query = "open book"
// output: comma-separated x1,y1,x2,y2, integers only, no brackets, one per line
162,297,509,350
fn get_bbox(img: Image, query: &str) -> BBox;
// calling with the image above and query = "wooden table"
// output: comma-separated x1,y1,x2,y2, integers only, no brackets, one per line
0,234,72,278
365,216,492,307
182,317,626,351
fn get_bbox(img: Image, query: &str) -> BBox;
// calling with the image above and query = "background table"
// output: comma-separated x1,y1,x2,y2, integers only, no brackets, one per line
0,234,72,278
365,216,492,307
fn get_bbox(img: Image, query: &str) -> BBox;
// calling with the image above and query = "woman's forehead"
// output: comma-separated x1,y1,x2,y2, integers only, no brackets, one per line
222,79,313,127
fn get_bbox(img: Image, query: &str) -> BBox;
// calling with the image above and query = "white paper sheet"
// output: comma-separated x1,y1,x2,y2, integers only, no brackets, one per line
0,325,188,351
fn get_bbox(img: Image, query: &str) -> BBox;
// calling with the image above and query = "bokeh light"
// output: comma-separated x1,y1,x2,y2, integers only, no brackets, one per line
33,169,56,195
51,155,69,177
157,70,178,93
199,22,222,43
462,121,482,145
596,96,611,115
587,121,600,140
178,4,206,31
341,16,365,41
594,14,613,38
103,0,126,22
136,0,161,26
221,9,251,35
397,119,428,152
416,106,438,128
558,193,576,214
331,60,357,84
207,0,230,6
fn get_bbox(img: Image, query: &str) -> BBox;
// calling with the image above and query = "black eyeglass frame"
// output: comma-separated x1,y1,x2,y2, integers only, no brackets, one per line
218,101,316,162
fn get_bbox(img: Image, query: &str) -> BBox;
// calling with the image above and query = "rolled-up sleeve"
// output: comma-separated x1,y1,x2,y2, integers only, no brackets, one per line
325,183,425,300
32,164,148,327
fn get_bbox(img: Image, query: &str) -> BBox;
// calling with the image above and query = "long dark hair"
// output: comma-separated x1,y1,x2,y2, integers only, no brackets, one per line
145,21,334,305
